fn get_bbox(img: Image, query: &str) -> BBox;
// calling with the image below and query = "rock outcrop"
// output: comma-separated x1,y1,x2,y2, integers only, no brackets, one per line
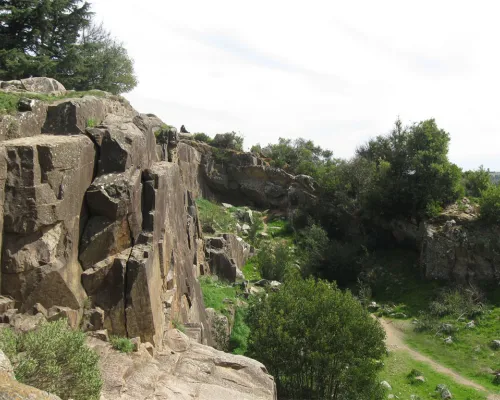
0,85,210,349
205,234,253,282
88,329,276,400
178,140,316,209
420,202,500,283
0,78,297,399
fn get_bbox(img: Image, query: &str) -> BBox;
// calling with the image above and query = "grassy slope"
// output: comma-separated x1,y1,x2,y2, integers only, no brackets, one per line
0,90,108,115
405,308,500,393
380,350,488,399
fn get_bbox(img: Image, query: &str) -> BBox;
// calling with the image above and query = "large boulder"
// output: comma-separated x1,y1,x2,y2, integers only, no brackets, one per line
21,77,66,95
87,330,277,400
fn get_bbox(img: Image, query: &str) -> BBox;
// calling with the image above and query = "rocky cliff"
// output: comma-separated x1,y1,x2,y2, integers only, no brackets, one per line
0,78,277,399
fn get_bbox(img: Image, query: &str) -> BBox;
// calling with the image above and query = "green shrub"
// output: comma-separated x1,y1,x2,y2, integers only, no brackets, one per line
480,184,500,223
429,287,484,319
211,132,243,151
15,320,102,400
246,272,386,399
255,240,295,281
193,132,213,144
0,327,18,360
425,200,443,218
110,336,134,353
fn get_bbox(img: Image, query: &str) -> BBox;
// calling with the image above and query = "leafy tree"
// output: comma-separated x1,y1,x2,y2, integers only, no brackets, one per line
246,272,386,399
254,240,294,281
211,131,244,151
358,118,463,221
296,224,329,276
0,0,137,93
479,184,500,223
61,23,137,93
193,132,213,144
463,165,491,198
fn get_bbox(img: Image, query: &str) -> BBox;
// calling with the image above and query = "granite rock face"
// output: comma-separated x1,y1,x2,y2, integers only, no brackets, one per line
0,81,211,348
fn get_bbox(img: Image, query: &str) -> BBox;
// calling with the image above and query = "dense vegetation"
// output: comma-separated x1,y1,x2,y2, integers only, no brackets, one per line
0,0,137,93
0,320,102,400
246,272,386,399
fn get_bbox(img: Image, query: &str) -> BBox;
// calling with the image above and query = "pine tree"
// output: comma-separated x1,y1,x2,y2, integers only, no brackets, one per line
0,0,137,93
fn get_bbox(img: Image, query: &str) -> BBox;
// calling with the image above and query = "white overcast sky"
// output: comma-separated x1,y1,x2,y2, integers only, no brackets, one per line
92,0,500,170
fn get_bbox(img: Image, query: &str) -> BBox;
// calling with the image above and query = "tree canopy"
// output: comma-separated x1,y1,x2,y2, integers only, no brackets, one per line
246,272,386,399
0,0,137,93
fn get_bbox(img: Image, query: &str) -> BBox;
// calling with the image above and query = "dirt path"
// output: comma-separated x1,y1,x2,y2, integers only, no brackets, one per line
378,317,500,400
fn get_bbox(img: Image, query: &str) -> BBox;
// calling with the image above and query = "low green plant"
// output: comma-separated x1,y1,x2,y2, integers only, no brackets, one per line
110,336,134,353
255,240,294,281
0,327,18,360
196,198,236,233
0,90,107,115
172,318,186,333
242,258,262,281
15,320,102,400
380,350,486,399
229,308,250,355
199,276,238,312
86,118,97,128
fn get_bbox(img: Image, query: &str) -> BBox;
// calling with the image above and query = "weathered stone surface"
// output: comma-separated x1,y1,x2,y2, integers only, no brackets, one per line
47,305,81,330
0,296,15,314
20,77,66,95
87,330,277,400
206,234,252,282
1,134,94,310
79,217,132,270
0,100,48,141
86,168,142,241
125,243,164,348
82,307,105,332
81,249,130,336
178,140,315,209
420,215,500,282
42,96,134,135
0,350,62,400
98,118,156,175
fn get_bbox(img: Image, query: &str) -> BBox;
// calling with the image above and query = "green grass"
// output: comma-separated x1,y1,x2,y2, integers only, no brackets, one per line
172,318,186,333
110,336,134,353
380,350,488,399
405,307,500,393
229,308,250,355
267,217,294,239
199,276,238,312
369,249,441,318
196,198,237,234
0,90,108,115
242,258,262,281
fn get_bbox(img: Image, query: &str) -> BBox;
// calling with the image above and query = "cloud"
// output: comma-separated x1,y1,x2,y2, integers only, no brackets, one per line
173,26,348,92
